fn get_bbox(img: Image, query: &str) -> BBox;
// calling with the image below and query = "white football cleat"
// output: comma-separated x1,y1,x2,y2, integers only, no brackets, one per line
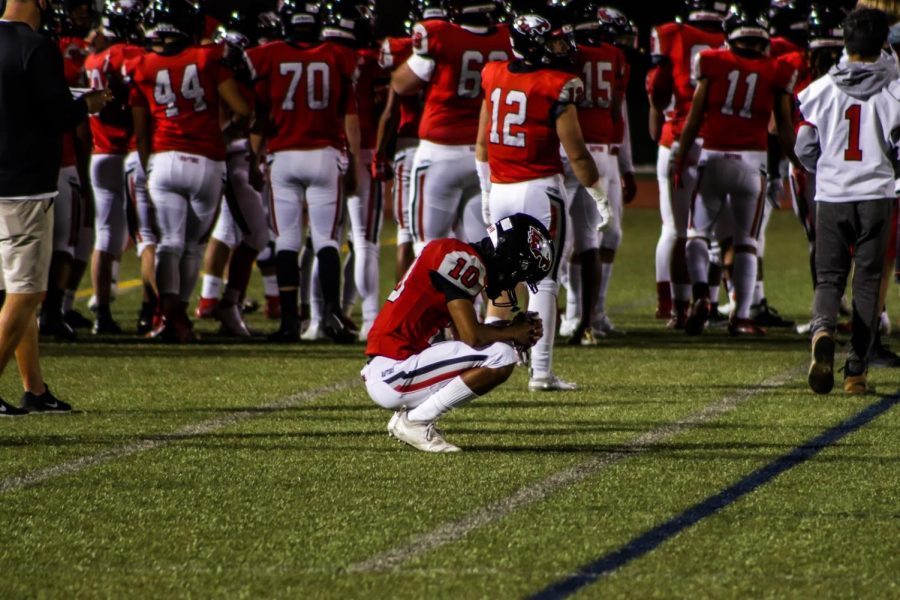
591,313,624,337
559,317,580,338
387,409,461,453
301,321,328,341
528,372,578,391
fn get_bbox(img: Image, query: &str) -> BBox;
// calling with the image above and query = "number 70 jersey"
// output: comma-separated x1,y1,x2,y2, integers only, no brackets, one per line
365,238,487,360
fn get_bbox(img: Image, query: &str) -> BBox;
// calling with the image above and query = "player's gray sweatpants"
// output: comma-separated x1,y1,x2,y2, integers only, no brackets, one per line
812,198,894,373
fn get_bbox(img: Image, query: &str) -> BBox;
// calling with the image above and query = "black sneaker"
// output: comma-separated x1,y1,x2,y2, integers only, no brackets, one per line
64,309,93,330
39,314,77,341
869,343,900,368
21,386,71,414
753,299,795,328
268,322,300,343
92,314,122,335
0,398,28,417
323,311,357,344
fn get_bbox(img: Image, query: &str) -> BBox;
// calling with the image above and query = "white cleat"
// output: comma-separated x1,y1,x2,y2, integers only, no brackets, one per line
559,317,580,338
301,321,328,341
528,373,578,392
591,313,624,337
387,409,461,453
795,321,812,336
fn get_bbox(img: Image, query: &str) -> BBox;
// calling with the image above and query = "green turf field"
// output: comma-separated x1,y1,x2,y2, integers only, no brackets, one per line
1,207,898,598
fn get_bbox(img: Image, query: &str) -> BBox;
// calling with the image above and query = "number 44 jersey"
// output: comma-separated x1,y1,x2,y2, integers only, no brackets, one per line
365,238,487,360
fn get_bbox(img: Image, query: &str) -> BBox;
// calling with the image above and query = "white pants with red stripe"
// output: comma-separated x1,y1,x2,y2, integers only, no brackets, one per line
392,139,417,246
362,341,517,410
270,147,343,254
409,140,484,255
125,151,155,258
211,140,270,252
347,148,384,325
91,153,128,256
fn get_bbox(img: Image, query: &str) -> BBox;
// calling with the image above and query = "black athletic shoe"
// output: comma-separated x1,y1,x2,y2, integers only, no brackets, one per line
64,309,93,330
323,311,357,344
268,323,300,343
869,343,900,368
21,386,71,414
0,398,28,417
241,297,260,315
39,314,77,341
92,315,122,335
753,299,795,328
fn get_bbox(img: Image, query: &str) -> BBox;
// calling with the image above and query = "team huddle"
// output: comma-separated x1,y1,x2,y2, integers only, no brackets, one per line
29,0,900,447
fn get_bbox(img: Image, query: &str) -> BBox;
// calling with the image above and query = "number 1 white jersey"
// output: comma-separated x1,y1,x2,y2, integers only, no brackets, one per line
797,73,900,203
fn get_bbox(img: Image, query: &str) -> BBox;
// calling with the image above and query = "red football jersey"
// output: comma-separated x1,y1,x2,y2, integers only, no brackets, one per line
769,36,803,59
357,48,389,150
85,43,145,155
59,36,88,86
379,36,421,139
777,49,812,125
130,44,233,161
575,43,628,145
410,20,511,145
695,47,796,151
366,238,488,360
248,41,358,153
60,51,83,169
482,61,582,184
650,22,725,146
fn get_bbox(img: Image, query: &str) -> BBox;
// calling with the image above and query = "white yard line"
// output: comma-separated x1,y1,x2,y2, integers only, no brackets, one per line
347,368,800,573
0,378,359,495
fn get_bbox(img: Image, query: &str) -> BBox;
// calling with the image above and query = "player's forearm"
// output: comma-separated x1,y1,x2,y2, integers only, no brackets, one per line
345,114,362,161
569,152,600,189
391,63,426,97
374,90,401,161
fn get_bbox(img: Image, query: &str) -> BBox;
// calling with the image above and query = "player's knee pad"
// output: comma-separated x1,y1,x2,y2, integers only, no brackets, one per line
275,250,300,288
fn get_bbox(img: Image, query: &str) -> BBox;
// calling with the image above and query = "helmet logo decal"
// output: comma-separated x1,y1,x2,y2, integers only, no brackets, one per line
513,14,551,36
527,226,552,273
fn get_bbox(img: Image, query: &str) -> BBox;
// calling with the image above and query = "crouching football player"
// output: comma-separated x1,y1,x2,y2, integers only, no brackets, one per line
361,213,553,453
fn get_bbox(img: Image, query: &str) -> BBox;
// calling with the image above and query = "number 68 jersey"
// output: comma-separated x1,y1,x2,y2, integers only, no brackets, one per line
129,44,234,161
365,238,487,360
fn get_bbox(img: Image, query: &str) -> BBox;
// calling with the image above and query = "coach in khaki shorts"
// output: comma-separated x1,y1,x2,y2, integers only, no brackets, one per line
0,0,109,416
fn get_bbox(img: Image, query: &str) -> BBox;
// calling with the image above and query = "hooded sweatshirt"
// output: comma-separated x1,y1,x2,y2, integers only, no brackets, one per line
795,53,900,202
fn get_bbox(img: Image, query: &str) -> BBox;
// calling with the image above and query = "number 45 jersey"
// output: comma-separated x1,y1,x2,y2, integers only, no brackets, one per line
365,238,487,360
129,44,233,161
247,40,359,153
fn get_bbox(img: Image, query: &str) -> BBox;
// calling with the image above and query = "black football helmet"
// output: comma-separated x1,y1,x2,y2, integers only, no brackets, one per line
481,214,555,306
567,0,603,47
724,5,770,45
596,6,635,46
256,11,284,42
279,0,320,43
509,0,576,69
410,0,448,22
101,0,145,44
807,3,844,49
684,0,728,25
320,0,376,48
768,1,809,48
143,0,199,41
444,0,501,27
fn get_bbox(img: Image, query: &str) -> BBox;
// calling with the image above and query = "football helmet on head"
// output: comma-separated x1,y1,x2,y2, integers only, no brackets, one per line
768,0,809,48
724,5,770,45
320,0,376,48
509,0,576,69
567,0,603,47
143,0,200,41
444,0,500,27
278,0,320,43
596,6,634,46
807,3,844,49
256,11,283,42
101,0,145,44
481,213,554,307
684,0,728,25
411,0,448,22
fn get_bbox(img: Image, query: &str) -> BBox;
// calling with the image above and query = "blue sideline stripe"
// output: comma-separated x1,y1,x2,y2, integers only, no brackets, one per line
529,392,900,600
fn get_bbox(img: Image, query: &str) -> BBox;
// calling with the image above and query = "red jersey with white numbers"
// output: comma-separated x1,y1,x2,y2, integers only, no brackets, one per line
85,43,145,155
482,61,583,184
366,238,487,360
411,20,511,145
379,36,421,139
130,44,233,161
695,47,796,151
575,43,628,145
248,41,358,153
650,22,725,146
357,48,389,150
59,36,88,85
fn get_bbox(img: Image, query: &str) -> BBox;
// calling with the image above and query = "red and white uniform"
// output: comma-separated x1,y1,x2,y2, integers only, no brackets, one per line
247,40,358,254
379,35,422,246
778,48,816,241
122,53,154,257
405,20,511,252
687,47,796,319
130,44,233,301
362,238,516,409
482,60,581,379
86,43,145,256
648,22,725,293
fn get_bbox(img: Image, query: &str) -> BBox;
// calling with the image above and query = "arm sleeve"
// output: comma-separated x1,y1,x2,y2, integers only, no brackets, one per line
26,41,88,134
795,123,821,173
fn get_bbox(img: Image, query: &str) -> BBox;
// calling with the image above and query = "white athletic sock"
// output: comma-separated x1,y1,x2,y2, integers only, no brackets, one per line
263,274,279,298
709,285,720,304
655,232,675,283
733,251,758,319
685,239,709,293
309,259,322,322
201,275,223,300
407,376,477,423
62,289,76,314
564,261,581,323
528,281,558,378
596,261,613,316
